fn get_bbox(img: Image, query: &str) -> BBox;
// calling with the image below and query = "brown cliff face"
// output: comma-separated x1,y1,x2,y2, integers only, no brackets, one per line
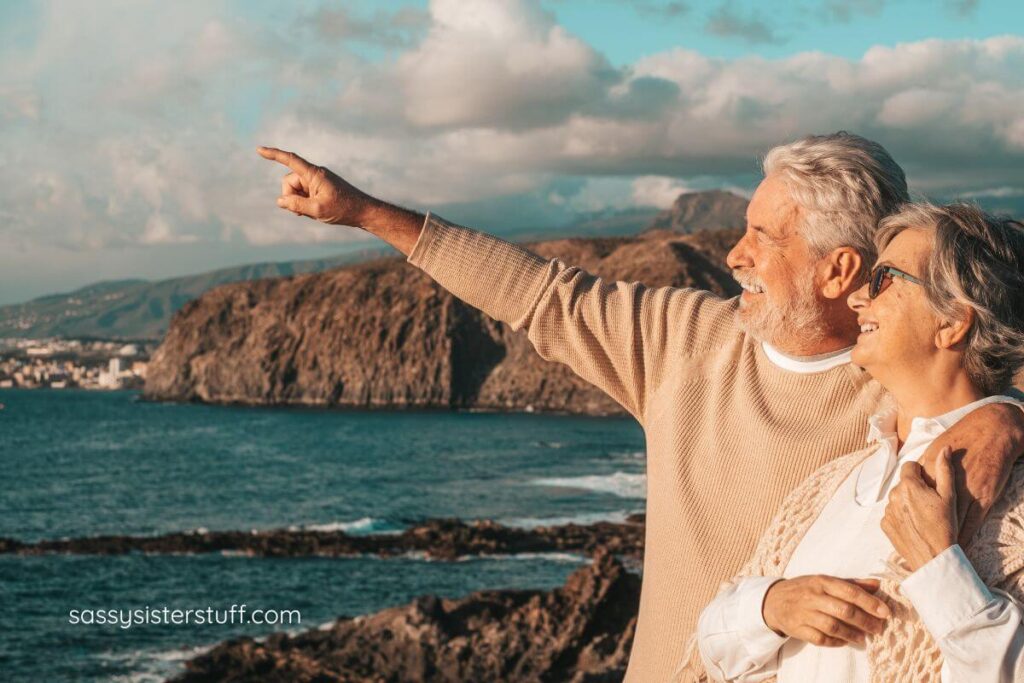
144,229,742,415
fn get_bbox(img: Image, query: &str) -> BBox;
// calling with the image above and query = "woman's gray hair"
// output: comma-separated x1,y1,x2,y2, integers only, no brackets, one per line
876,202,1024,395
763,132,909,280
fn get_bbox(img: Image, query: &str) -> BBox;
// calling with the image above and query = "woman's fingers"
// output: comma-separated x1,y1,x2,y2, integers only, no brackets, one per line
848,578,880,592
806,610,867,645
813,593,886,635
819,576,891,619
899,461,930,491
935,445,956,502
793,622,855,648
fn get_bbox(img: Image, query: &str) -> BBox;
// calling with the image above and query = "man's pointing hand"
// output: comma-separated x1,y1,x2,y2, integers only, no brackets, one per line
257,146,376,228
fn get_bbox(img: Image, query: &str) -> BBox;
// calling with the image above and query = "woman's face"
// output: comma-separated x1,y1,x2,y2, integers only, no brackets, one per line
848,228,939,379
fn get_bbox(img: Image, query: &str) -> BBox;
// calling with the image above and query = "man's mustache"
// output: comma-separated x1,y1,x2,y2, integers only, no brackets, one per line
732,269,766,290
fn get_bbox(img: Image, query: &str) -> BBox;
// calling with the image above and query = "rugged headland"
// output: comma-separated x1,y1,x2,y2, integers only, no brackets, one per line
143,224,743,415
171,549,638,683
2,518,644,681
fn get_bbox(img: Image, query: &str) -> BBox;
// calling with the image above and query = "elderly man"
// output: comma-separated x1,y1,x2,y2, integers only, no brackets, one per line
259,132,1024,682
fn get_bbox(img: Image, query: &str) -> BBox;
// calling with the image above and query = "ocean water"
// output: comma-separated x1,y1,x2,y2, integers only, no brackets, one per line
0,389,645,682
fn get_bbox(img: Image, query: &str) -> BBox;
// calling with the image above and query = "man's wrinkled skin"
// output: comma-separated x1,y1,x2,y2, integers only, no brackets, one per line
920,402,1024,545
255,145,1024,548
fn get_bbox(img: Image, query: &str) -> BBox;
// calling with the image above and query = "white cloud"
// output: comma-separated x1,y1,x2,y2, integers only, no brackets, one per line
631,176,696,208
4,0,1024,271
394,0,615,129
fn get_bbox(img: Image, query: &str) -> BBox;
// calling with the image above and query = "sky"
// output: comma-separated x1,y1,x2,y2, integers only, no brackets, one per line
2,0,1024,305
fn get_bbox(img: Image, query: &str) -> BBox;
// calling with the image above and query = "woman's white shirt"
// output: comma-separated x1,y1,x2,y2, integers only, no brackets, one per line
696,395,1024,683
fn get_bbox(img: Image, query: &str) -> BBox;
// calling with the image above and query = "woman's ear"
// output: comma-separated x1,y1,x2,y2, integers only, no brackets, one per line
819,247,862,300
935,306,975,350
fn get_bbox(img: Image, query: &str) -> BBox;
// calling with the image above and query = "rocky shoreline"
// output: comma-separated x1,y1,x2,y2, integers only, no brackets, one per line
3,518,645,681
171,548,639,683
0,515,644,562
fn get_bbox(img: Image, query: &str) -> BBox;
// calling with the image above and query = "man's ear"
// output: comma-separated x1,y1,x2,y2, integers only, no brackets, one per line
818,247,862,300
936,306,975,349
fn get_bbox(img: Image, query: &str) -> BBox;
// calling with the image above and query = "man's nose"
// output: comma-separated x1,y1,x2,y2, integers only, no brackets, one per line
847,282,870,312
726,233,754,270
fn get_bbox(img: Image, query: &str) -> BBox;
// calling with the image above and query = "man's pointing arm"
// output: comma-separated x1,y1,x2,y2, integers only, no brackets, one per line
257,146,723,421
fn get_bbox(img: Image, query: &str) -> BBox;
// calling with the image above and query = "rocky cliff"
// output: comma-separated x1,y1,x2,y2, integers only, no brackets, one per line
144,228,742,415
171,548,639,683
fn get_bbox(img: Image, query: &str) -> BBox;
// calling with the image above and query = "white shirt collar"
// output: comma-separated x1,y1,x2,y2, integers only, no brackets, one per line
761,342,853,374
856,394,1021,504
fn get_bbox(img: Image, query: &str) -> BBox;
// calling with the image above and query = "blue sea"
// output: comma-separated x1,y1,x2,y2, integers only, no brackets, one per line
0,389,645,682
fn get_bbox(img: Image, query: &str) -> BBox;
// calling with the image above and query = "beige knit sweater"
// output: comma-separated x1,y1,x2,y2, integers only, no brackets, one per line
674,449,1024,682
407,213,886,682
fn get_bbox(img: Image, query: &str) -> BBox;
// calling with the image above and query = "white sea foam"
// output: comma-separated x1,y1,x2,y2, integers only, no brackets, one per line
500,509,638,528
101,643,213,683
530,471,646,499
287,517,404,536
455,551,590,564
375,550,590,564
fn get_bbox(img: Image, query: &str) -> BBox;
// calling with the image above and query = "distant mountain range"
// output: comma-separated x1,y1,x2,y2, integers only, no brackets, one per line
0,249,392,341
0,191,749,341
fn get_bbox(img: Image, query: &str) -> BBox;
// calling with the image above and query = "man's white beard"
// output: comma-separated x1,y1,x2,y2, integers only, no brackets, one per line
735,270,828,348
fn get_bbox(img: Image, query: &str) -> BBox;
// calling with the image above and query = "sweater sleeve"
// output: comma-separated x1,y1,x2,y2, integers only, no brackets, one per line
406,212,733,421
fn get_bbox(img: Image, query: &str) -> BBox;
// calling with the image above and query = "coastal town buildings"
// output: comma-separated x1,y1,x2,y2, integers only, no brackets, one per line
0,338,152,390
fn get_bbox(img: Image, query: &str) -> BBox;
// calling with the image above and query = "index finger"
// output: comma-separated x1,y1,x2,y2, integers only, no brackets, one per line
900,460,927,486
820,576,891,619
257,146,316,177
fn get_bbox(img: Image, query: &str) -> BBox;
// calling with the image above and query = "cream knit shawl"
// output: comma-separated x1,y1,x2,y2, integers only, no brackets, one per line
675,447,1024,682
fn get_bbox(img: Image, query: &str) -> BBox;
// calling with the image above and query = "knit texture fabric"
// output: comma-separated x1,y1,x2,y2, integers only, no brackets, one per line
407,213,887,682
675,451,1024,682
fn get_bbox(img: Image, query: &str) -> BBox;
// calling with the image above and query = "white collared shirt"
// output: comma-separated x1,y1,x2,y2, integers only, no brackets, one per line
696,395,1024,683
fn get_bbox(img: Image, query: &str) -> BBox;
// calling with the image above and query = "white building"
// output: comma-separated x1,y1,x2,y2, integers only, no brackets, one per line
97,357,124,389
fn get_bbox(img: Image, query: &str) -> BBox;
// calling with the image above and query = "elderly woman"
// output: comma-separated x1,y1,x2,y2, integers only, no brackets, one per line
679,203,1024,682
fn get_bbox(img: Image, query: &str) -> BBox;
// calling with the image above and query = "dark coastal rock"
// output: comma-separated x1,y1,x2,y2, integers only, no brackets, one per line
143,228,742,415
1,517,644,562
170,548,639,683
0,537,24,553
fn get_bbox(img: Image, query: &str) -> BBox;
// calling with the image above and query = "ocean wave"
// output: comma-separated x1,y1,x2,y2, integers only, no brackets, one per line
611,449,645,460
456,551,590,564
100,643,212,683
499,509,639,528
530,471,646,499
287,517,404,536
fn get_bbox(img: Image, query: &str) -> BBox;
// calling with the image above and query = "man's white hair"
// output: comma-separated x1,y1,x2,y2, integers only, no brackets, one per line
763,132,910,280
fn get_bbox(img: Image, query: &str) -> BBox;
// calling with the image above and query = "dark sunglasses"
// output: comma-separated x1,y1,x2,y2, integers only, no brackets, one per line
868,265,923,299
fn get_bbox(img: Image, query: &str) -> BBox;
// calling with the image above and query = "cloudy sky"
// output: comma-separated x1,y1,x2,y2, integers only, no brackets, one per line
2,0,1023,305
